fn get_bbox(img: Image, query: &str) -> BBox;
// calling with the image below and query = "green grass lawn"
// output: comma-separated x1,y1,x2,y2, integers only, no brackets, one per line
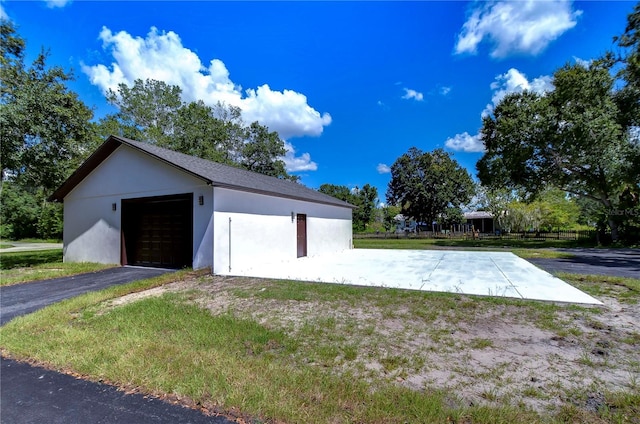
0,274,542,423
0,249,115,286
1,271,638,423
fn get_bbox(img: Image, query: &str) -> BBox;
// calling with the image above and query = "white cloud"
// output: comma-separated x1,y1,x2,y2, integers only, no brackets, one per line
82,26,332,141
45,0,72,8
482,68,553,117
440,86,452,96
573,56,592,68
445,132,485,153
447,67,554,153
282,142,317,172
455,0,581,58
401,88,424,101
377,163,391,174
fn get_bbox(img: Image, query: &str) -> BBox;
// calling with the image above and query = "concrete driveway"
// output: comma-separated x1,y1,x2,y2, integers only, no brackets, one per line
220,249,602,305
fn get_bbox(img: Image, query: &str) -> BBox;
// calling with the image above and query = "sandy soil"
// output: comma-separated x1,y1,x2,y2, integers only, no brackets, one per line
110,275,640,415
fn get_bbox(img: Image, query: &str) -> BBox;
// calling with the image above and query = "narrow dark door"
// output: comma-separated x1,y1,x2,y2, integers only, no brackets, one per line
296,214,307,258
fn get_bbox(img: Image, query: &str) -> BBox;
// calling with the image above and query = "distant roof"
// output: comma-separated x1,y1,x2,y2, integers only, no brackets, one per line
49,135,355,209
464,211,494,219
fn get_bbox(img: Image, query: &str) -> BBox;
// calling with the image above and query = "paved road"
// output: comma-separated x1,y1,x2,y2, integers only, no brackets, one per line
1,267,170,325
1,357,232,424
528,248,640,278
0,242,63,253
1,267,235,424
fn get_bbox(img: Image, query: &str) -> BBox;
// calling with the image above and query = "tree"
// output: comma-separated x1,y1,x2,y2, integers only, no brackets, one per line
0,20,93,240
241,121,290,179
470,185,517,231
613,2,640,128
1,19,96,192
534,188,581,231
318,183,378,231
500,201,542,233
381,204,401,232
351,184,378,232
102,78,296,180
317,184,352,201
477,62,639,242
105,79,181,146
386,148,474,226
0,182,39,239
171,100,241,166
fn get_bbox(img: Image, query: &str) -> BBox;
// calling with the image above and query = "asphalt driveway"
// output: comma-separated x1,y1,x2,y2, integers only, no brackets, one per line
1,267,170,325
1,266,234,424
527,248,640,278
1,357,232,424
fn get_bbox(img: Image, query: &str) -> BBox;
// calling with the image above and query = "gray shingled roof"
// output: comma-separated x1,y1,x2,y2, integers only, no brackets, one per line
50,135,355,209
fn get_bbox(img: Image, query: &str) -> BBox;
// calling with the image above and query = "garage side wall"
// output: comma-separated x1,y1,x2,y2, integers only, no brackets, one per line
212,188,352,274
63,146,214,269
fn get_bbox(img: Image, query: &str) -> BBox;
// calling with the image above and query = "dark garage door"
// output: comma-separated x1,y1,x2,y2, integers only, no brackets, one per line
121,194,193,268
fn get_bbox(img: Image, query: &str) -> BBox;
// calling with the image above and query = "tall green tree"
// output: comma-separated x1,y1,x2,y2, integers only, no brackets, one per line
241,121,290,180
318,183,378,231
1,20,94,240
102,78,295,179
105,79,181,146
613,2,640,128
317,184,353,201
534,188,581,231
386,148,474,226
0,19,95,192
172,100,241,166
381,204,401,232
351,184,378,232
477,62,638,242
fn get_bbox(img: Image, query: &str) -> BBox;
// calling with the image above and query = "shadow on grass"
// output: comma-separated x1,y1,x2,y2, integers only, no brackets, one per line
0,250,63,270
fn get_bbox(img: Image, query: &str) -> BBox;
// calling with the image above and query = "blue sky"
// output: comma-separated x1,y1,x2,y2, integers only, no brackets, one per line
2,1,635,203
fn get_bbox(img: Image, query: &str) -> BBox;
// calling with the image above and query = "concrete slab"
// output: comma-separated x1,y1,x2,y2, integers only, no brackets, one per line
222,249,602,305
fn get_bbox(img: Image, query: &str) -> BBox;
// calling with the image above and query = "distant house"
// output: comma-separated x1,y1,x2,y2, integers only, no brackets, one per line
464,211,495,233
50,136,355,273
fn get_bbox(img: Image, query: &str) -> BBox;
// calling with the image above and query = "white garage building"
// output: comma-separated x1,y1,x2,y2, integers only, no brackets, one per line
50,136,354,273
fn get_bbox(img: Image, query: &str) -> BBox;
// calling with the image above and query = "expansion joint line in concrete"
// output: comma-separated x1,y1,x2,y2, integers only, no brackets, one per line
420,254,446,290
489,256,524,299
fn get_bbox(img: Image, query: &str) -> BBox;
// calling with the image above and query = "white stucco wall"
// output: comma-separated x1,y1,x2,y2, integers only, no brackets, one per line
63,145,214,269
212,188,352,274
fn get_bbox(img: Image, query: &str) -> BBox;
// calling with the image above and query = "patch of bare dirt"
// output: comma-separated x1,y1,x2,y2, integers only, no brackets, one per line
108,274,640,414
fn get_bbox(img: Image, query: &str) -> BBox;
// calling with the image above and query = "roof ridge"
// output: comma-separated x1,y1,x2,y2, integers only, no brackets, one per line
50,135,355,210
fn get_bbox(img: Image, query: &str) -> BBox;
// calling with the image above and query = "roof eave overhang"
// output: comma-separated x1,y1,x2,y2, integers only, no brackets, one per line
48,136,212,202
49,135,355,210
211,183,357,209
